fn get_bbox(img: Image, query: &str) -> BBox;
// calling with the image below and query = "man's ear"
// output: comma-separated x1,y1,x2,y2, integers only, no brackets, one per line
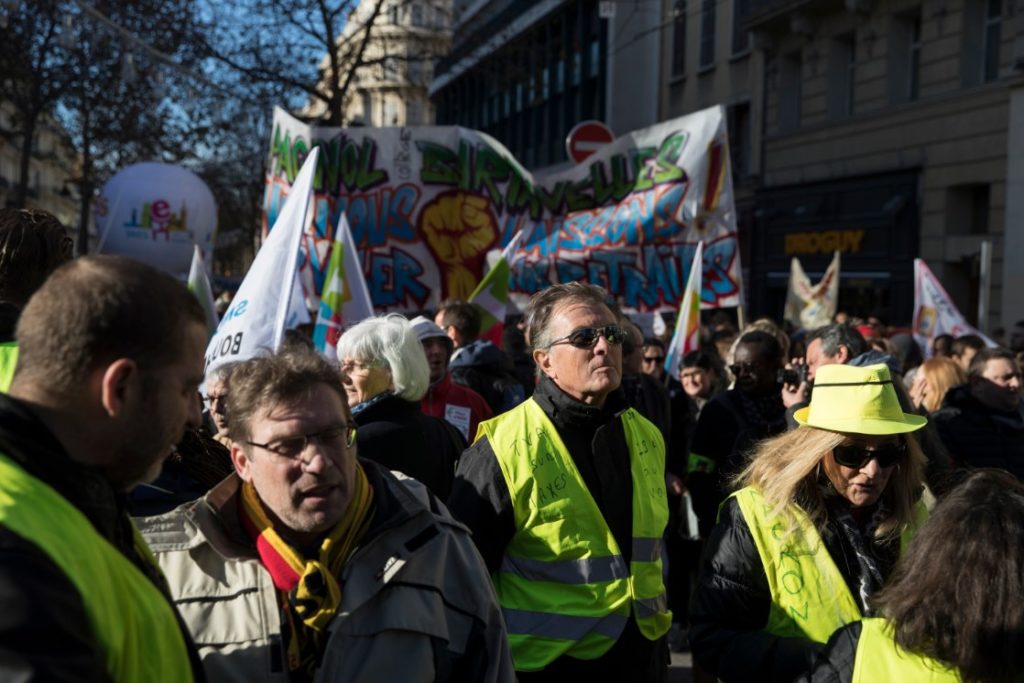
836,345,851,364
99,359,140,418
231,443,253,481
534,348,554,379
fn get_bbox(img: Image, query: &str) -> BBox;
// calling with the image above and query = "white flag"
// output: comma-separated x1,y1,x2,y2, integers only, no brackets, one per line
204,148,319,378
187,244,218,338
664,242,703,382
784,251,841,331
912,258,995,357
312,213,374,358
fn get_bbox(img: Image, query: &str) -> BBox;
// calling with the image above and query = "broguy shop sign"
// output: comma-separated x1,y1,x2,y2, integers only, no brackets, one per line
785,229,865,256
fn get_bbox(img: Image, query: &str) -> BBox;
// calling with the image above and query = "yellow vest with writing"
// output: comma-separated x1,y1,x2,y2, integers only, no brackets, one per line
731,487,928,644
853,618,961,682
482,399,671,671
0,453,194,682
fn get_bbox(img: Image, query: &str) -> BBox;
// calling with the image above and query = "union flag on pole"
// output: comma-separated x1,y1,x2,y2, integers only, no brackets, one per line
468,231,524,347
664,241,703,382
313,213,374,358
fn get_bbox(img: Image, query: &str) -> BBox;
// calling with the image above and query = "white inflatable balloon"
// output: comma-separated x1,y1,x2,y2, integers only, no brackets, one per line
94,162,217,277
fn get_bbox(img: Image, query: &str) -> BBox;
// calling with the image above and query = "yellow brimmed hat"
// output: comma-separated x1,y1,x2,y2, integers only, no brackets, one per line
793,363,927,435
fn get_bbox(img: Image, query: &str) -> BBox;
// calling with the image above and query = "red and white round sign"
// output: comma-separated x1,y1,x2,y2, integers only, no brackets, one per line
565,120,615,164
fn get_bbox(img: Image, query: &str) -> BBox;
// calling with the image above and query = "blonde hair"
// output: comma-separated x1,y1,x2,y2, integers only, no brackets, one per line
917,356,966,413
733,426,926,541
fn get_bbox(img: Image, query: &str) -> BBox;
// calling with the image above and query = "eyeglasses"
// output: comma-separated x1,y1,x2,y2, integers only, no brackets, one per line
729,361,763,377
832,441,906,469
339,359,382,374
642,356,665,364
546,325,626,349
246,423,357,459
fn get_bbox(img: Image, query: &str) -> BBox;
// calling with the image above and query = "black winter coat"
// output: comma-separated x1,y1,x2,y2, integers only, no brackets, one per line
689,493,900,682
352,393,465,500
931,385,1024,480
0,394,206,682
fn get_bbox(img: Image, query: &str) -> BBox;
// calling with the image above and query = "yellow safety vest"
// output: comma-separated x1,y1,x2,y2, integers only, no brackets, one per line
853,618,961,682
0,342,17,392
732,487,929,645
0,453,194,682
482,399,671,671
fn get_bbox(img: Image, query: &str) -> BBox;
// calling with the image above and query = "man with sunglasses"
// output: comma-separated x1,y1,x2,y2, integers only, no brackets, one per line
449,282,671,681
139,346,514,682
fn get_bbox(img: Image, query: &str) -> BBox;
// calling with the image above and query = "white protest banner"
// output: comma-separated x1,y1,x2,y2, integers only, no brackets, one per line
664,242,703,382
912,258,995,357
264,104,742,314
784,251,841,331
313,213,374,358
205,148,319,377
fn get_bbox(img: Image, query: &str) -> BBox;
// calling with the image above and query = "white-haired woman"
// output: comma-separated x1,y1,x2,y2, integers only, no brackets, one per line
689,363,929,682
337,314,466,498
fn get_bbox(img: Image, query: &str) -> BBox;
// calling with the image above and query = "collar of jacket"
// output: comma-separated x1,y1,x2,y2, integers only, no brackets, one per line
352,393,420,425
531,374,627,431
0,392,123,541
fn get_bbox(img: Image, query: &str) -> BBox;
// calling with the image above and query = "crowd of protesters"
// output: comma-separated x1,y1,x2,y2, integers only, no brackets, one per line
1,205,1023,682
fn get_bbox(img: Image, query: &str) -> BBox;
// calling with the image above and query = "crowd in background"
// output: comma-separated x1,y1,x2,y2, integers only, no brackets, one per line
1,206,1023,682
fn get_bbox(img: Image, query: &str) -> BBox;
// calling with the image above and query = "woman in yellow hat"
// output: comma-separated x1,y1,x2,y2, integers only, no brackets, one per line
688,363,929,682
803,468,1024,682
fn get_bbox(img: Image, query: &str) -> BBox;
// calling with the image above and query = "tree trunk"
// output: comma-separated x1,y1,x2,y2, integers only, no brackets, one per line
14,114,38,209
77,116,92,256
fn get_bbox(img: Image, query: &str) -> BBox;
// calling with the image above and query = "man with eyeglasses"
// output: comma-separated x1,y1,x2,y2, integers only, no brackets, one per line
448,282,672,681
139,346,514,682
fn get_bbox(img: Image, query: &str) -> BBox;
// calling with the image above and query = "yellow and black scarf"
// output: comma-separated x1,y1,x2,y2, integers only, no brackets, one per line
239,465,374,677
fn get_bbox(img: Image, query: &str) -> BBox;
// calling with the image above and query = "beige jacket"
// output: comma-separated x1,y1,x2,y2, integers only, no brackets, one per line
137,461,514,682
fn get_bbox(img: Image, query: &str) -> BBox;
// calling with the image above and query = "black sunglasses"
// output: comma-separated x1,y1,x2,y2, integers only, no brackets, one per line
643,355,665,364
729,361,763,376
832,441,907,469
547,325,626,349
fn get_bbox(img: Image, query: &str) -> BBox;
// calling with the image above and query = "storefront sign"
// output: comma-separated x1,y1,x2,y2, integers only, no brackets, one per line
785,229,864,255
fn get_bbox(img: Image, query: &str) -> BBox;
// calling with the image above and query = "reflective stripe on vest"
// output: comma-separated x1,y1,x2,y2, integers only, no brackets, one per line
483,399,671,671
0,453,194,682
852,618,962,682
0,342,17,392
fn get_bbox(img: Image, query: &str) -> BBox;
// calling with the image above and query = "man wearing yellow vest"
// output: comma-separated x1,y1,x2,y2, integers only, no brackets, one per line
0,207,74,391
448,282,672,681
0,256,208,681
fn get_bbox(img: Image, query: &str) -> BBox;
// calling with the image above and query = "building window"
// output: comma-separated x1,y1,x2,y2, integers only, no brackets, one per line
827,33,855,119
406,99,422,125
778,51,802,132
946,184,991,235
727,101,751,178
384,57,400,81
983,0,1001,82
672,0,686,77
887,9,922,104
411,3,423,27
589,39,600,78
699,0,716,69
384,98,399,126
731,0,750,56
407,59,422,84
388,3,400,24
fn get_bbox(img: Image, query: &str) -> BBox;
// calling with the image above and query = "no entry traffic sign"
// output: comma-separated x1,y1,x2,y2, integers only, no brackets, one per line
566,120,615,164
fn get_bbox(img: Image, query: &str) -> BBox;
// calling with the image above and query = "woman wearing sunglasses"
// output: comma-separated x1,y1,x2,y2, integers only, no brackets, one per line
689,362,928,682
